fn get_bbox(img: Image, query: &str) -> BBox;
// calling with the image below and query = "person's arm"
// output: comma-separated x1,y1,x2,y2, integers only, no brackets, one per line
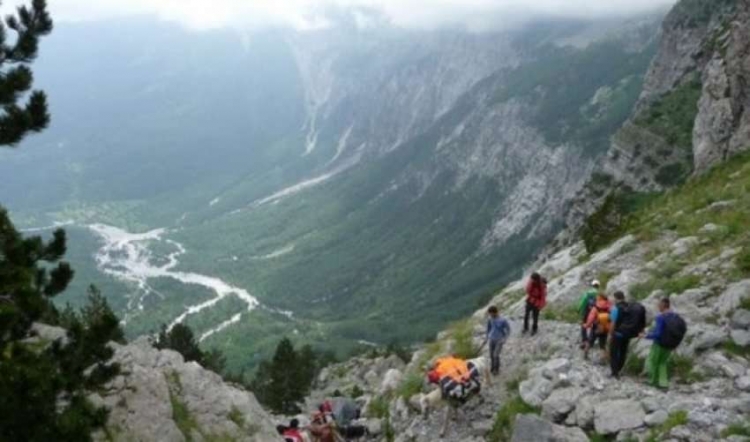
645,315,664,340
585,308,596,328
609,306,619,336
486,320,491,338
501,319,510,340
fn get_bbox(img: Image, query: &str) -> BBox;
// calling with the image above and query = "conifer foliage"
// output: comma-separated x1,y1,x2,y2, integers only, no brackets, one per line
0,0,53,145
0,2,124,440
251,338,333,414
154,323,226,373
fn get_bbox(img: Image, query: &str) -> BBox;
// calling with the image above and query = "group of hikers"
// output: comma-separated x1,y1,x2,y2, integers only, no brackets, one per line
277,398,367,442
427,273,688,417
510,273,686,387
277,273,688,441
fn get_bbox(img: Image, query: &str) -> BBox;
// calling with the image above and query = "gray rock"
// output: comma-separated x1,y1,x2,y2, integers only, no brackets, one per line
511,414,589,442
471,419,494,436
731,329,750,347
98,337,279,442
520,377,554,407
732,310,750,330
670,425,692,440
594,399,645,435
736,377,750,392
575,397,596,430
641,397,662,413
692,329,729,352
688,409,714,428
644,410,669,427
542,359,572,379
380,369,403,394
671,237,699,257
717,281,750,315
699,223,725,234
542,388,583,423
366,418,383,436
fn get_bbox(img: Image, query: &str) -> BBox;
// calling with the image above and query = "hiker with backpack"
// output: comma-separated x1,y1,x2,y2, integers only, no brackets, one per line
524,272,547,336
577,280,601,349
314,398,366,441
486,306,511,375
582,292,612,361
277,419,305,442
641,297,687,390
608,291,647,379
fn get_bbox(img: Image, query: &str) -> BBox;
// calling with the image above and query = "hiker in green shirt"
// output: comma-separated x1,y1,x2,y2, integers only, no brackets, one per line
577,280,600,349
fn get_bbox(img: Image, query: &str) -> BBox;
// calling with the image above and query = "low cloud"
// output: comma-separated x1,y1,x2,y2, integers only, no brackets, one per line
4,0,678,31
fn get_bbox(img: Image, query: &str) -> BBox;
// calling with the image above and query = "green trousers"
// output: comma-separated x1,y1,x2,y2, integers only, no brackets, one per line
646,343,672,388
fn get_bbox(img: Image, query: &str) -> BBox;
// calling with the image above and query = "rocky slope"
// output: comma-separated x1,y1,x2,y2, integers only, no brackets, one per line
300,152,750,442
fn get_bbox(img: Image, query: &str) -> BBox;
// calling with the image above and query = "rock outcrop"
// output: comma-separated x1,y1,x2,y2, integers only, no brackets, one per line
90,337,280,442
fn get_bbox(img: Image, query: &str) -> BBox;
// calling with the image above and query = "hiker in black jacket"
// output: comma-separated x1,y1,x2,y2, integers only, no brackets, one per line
609,291,646,379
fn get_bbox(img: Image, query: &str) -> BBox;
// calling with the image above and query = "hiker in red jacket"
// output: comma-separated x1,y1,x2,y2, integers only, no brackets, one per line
523,272,547,336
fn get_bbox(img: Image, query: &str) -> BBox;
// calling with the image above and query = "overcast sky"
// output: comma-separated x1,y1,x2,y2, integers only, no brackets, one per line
5,0,679,31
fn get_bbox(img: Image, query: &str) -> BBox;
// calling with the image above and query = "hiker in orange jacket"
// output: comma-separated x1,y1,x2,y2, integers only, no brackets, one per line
583,293,612,361
523,272,547,336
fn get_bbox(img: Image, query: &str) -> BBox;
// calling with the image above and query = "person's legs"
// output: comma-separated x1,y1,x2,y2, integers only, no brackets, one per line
647,344,671,388
489,339,500,374
524,302,532,333
610,336,624,376
656,346,671,389
531,306,540,334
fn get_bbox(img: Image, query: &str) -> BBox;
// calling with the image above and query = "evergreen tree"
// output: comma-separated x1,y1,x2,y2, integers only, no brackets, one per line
0,0,53,145
250,338,336,414
154,322,226,373
155,323,204,363
0,3,121,440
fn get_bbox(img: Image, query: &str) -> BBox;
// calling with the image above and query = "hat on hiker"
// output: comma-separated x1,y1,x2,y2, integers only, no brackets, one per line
591,279,601,288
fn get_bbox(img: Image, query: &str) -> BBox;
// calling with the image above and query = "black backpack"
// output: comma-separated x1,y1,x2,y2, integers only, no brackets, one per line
660,313,687,350
616,302,647,339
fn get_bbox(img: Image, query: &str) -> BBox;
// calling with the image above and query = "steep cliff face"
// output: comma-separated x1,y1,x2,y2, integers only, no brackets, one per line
559,0,750,246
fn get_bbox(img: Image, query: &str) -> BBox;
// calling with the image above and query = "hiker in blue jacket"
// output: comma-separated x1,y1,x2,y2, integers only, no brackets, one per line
486,306,511,375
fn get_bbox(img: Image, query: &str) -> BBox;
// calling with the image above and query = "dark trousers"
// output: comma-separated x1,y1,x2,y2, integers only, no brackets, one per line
524,302,540,333
489,339,504,374
610,334,631,376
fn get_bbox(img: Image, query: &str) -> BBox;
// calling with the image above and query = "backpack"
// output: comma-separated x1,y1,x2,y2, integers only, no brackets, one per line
616,302,646,338
660,313,687,350
434,359,481,404
595,307,611,335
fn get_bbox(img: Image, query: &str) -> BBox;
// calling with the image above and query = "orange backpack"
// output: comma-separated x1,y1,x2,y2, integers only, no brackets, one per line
433,357,470,383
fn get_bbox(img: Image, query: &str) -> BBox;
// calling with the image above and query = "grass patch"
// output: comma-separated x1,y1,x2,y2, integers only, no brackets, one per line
740,298,750,311
450,320,480,360
737,248,750,277
721,421,750,438
367,395,390,419
646,411,688,442
624,355,645,377
397,372,424,400
487,396,541,442
542,303,580,324
724,341,750,358
630,274,702,300
671,354,705,384
168,373,200,441
228,406,245,429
